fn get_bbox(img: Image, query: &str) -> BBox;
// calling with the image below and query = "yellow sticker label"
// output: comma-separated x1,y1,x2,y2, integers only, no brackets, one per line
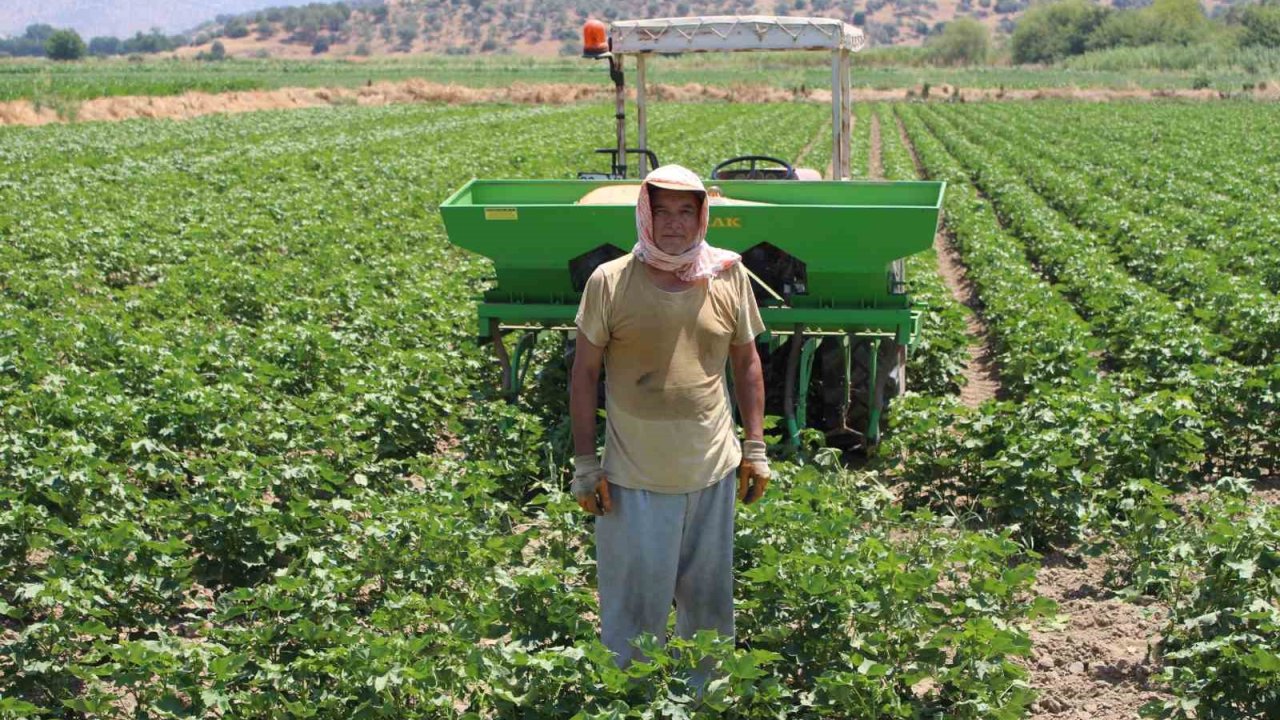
485,207,519,221
710,217,742,229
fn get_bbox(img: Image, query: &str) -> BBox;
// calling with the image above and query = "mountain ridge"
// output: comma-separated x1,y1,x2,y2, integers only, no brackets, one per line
4,0,1239,55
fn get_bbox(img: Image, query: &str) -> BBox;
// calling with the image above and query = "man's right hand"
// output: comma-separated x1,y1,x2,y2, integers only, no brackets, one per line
737,440,771,505
572,454,613,516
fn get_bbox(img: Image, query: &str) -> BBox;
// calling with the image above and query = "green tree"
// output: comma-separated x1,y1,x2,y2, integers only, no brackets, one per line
44,29,86,60
927,17,990,64
1011,0,1112,63
1088,0,1209,50
395,21,417,50
122,29,175,54
88,36,121,56
1145,0,1210,45
1240,4,1280,47
1087,9,1157,49
25,23,56,42
196,39,227,61
224,17,250,38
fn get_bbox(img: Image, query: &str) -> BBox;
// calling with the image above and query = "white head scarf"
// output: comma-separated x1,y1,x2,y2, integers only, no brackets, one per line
633,164,740,282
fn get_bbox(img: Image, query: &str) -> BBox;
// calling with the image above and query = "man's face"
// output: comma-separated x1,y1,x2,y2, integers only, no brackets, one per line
649,186,703,256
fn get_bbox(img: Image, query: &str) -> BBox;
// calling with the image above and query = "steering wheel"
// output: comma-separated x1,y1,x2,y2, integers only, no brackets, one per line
711,155,796,180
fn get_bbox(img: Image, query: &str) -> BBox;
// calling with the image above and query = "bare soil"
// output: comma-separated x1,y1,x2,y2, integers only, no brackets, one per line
1258,477,1280,505
3,81,1276,127
892,111,1001,407
936,230,1003,408
1025,552,1171,719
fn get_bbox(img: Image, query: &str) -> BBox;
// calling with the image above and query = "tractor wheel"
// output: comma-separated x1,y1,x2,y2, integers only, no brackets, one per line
757,334,906,452
846,338,906,450
810,336,905,453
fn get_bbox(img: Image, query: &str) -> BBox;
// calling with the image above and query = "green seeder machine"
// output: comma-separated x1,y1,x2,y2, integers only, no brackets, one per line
440,15,944,451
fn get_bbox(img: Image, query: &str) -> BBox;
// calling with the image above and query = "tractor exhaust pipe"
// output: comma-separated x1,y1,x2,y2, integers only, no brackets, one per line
611,55,626,179
582,20,627,179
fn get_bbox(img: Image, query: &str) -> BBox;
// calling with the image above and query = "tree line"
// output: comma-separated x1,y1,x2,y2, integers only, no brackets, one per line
1011,0,1280,64
0,24,188,60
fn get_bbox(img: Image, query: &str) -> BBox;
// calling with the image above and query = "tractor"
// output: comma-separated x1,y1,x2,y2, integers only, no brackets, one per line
440,15,944,452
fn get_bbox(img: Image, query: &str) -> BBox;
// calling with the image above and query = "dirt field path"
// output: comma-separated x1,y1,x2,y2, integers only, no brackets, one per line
793,120,827,171
934,231,1003,407
892,112,1000,407
868,112,883,180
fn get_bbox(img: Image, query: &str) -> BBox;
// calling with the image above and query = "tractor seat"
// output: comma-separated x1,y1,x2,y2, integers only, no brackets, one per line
576,185,771,206
710,167,823,181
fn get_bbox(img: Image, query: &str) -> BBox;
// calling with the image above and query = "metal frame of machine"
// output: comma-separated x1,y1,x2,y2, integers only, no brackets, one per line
593,16,865,181
439,16,944,451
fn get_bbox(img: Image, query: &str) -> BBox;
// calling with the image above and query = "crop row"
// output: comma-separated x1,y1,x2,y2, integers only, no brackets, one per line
1056,102,1280,194
891,106,1099,399
2,101,603,714
892,105,1200,545
911,104,1280,468
941,104,1280,365
1110,480,1280,720
914,105,1230,384
872,105,968,397
978,103,1280,294
851,102,871,178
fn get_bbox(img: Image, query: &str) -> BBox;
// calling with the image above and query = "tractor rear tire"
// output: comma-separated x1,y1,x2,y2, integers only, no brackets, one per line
819,335,901,448
852,338,905,448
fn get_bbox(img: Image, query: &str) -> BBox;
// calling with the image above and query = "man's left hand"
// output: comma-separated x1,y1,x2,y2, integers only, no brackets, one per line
572,454,613,515
737,440,770,505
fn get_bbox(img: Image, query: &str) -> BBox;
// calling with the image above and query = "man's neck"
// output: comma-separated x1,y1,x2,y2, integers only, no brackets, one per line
642,262,697,292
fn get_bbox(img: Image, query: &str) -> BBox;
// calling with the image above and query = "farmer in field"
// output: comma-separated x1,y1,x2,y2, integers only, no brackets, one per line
569,163,769,683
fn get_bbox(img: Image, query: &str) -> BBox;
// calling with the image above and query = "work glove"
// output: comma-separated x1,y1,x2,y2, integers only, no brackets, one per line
572,454,613,516
737,440,771,505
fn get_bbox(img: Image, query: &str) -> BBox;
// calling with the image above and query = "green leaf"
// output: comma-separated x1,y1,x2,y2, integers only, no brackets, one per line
1226,559,1257,580
857,658,889,677
1241,648,1280,673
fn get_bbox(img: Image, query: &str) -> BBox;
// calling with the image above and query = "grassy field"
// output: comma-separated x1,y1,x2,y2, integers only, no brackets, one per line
3,52,1278,104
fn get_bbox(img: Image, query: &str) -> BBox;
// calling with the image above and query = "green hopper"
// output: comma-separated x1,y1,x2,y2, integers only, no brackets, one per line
441,177,944,450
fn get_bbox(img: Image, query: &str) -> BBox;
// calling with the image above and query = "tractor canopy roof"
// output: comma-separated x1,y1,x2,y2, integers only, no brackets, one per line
609,15,866,55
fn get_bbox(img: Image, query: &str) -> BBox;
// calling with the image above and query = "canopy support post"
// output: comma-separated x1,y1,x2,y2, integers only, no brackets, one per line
830,49,842,181
636,54,648,176
840,48,852,180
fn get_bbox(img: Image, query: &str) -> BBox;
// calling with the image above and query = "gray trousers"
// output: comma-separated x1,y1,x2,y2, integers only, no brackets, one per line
595,470,736,673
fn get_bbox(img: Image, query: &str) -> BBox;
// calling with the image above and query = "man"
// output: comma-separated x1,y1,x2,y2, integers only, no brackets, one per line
569,164,771,681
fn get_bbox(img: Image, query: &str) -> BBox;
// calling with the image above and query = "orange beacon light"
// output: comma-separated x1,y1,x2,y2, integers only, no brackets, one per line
582,19,609,58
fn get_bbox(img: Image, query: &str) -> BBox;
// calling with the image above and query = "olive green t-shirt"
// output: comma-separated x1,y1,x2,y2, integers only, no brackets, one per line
575,254,765,494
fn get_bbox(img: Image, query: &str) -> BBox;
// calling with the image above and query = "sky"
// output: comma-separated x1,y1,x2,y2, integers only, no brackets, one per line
0,0,319,39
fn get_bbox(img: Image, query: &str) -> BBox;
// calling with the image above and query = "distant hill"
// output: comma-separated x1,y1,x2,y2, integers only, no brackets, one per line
177,0,1245,58
5,0,1245,59
0,0,322,40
